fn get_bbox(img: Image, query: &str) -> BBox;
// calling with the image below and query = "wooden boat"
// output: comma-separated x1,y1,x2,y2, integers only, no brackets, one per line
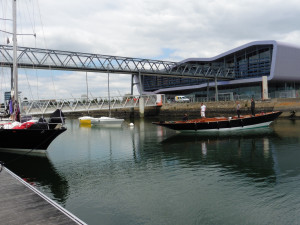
152,111,282,132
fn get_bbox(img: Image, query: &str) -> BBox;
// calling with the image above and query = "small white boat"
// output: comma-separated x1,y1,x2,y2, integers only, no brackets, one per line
91,116,124,127
78,116,124,126
78,70,124,127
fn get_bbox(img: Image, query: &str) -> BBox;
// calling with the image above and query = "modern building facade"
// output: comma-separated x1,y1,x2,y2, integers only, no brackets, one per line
139,40,300,101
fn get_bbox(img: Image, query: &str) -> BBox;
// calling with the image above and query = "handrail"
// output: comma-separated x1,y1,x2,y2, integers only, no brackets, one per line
20,94,161,116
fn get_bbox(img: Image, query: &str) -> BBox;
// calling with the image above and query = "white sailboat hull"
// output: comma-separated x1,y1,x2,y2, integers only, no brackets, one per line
91,117,124,126
78,72,124,127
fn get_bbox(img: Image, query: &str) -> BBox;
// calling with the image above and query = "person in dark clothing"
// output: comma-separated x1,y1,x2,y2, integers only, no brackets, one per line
182,114,188,121
251,98,255,116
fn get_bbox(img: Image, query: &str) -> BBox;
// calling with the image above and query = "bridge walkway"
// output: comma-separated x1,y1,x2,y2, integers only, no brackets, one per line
20,94,159,116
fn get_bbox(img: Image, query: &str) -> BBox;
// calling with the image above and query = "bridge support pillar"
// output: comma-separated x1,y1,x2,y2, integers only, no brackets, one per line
130,74,134,118
138,72,145,118
207,79,210,102
215,77,218,102
139,97,145,118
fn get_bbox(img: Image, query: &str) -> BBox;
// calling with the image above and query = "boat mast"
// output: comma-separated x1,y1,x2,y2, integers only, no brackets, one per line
108,71,111,117
12,0,18,121
86,72,89,101
86,72,89,114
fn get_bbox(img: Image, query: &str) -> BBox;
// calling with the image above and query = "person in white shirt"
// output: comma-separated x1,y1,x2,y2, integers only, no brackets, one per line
236,101,241,118
200,103,206,118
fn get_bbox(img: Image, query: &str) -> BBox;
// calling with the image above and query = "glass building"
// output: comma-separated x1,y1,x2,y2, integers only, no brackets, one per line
138,41,300,101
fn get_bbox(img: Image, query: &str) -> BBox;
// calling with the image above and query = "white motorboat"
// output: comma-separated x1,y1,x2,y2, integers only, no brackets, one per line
91,116,124,127
78,70,124,127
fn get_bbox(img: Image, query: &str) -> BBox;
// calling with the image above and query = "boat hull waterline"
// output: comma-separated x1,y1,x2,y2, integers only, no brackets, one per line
0,127,66,154
152,111,282,132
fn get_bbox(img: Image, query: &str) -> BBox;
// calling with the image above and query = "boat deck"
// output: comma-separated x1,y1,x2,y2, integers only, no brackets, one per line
152,111,282,132
170,112,276,124
0,166,85,225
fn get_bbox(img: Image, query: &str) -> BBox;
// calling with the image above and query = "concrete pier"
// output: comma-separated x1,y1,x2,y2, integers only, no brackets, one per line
66,98,300,119
0,166,86,225
157,98,300,118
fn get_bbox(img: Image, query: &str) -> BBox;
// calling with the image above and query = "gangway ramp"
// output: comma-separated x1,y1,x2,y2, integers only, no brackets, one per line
21,94,158,116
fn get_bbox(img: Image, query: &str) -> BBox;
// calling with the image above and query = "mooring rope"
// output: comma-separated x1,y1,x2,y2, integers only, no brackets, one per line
0,161,4,173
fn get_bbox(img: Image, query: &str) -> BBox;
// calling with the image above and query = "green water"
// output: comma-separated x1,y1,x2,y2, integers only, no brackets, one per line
2,118,300,225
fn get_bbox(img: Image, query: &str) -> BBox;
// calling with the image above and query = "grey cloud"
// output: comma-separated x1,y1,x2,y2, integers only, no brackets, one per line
3,0,300,99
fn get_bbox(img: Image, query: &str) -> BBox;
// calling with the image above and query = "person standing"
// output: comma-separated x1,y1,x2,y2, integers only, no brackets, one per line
251,98,255,116
201,103,206,118
182,113,188,121
236,101,241,118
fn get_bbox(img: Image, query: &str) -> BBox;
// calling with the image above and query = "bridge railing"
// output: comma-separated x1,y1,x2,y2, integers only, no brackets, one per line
20,94,161,116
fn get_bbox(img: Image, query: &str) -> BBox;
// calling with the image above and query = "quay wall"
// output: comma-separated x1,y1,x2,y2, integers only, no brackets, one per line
65,98,300,119
157,98,300,118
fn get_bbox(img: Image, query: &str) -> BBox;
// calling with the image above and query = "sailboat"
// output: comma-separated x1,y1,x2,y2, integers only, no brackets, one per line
0,0,67,154
78,71,124,127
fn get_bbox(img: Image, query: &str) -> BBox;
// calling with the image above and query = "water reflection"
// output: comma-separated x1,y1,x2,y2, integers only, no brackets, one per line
3,119,300,225
150,127,280,184
0,153,69,205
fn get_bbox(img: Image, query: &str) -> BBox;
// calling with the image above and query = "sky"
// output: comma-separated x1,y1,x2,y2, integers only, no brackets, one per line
1,0,300,101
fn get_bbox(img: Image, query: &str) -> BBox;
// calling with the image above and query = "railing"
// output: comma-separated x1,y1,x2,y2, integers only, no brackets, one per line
272,90,296,99
189,91,300,103
20,94,161,116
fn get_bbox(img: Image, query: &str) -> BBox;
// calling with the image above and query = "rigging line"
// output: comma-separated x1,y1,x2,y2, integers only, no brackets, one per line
16,1,36,49
24,67,34,100
50,66,57,100
35,0,57,100
34,34,40,101
0,0,9,25
0,67,10,102
0,68,4,103
24,0,36,35
0,29,36,36
36,0,47,49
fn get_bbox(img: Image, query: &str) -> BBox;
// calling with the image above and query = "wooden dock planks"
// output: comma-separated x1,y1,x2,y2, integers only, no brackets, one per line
0,166,86,225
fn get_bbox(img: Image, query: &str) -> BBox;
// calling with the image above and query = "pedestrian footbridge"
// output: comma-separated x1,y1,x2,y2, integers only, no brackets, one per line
20,94,161,116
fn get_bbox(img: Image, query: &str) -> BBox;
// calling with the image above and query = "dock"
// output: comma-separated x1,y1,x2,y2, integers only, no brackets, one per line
0,165,86,225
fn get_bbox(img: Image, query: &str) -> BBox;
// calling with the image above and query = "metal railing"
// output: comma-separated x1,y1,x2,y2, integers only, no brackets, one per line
20,94,160,116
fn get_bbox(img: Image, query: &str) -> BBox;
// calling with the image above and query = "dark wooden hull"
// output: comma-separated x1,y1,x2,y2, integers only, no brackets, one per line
0,128,66,153
152,111,282,132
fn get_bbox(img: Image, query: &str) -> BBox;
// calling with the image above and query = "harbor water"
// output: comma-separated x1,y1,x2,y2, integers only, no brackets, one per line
1,118,300,225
